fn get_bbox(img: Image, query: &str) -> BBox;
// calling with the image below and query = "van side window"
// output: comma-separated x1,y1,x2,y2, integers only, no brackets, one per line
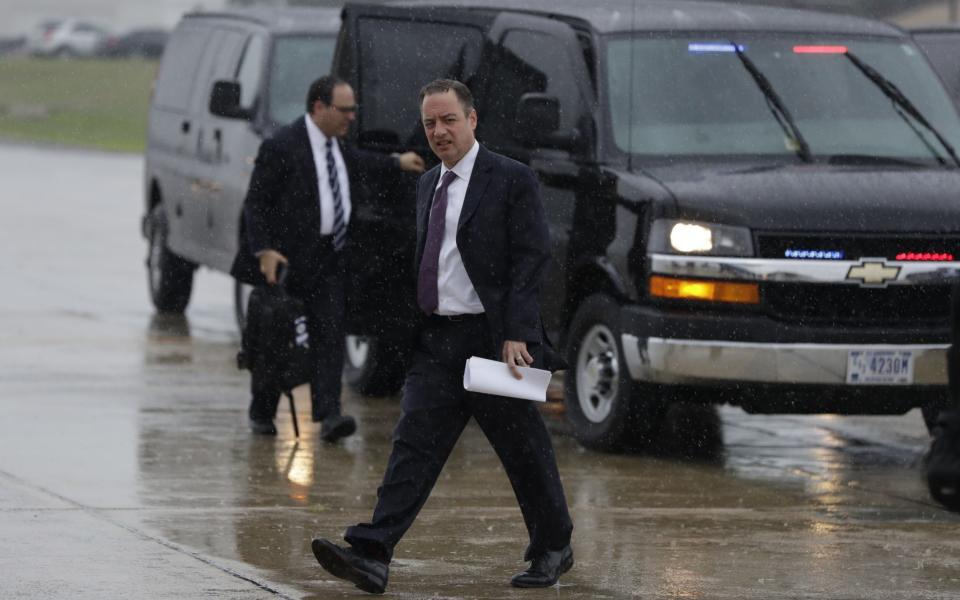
268,35,337,125
154,26,209,112
481,29,582,151
236,35,265,111
356,17,483,148
194,29,247,114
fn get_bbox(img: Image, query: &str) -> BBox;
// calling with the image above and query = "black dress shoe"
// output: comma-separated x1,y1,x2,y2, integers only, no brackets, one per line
510,545,574,588
321,414,356,442
249,419,277,435
311,538,388,594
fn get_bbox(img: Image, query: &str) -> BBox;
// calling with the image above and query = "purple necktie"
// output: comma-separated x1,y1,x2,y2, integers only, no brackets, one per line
417,170,458,315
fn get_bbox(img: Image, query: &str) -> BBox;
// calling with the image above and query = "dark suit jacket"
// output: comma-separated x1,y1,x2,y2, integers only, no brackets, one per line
230,116,398,293
415,145,563,371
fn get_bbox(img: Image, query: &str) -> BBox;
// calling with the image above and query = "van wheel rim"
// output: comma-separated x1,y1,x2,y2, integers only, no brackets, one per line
346,335,370,369
147,224,163,292
236,283,253,329
576,325,619,424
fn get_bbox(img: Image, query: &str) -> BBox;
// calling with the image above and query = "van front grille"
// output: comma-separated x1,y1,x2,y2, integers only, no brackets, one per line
762,282,951,324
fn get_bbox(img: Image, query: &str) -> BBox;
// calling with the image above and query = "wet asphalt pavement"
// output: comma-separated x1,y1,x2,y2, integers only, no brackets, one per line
2,142,959,599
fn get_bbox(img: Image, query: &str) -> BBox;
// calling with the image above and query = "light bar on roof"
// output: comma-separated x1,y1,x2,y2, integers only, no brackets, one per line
793,45,848,54
688,43,745,54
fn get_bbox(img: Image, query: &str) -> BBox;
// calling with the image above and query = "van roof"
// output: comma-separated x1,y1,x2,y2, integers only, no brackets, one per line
182,6,340,35
911,26,960,35
382,0,904,37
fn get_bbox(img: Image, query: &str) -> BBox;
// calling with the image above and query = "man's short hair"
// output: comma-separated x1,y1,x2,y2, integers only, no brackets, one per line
306,75,347,113
418,79,474,114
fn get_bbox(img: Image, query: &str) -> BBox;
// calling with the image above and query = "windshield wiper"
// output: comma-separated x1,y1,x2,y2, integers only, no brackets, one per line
845,52,960,169
733,44,813,163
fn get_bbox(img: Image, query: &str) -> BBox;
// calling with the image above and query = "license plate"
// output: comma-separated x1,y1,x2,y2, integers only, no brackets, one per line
846,350,914,385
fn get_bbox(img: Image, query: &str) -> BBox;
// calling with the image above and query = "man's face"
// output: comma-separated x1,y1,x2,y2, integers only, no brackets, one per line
312,83,357,138
420,90,477,168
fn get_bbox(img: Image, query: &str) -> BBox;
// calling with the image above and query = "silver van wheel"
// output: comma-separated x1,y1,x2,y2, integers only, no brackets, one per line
148,230,164,292
576,324,619,424
145,203,194,313
344,334,405,396
233,281,254,332
345,335,370,369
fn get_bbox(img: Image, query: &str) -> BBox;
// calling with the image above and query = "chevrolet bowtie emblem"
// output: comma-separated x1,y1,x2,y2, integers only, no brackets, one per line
846,259,901,287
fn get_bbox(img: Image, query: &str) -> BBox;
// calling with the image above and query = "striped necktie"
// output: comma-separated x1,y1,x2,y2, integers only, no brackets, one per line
325,138,347,251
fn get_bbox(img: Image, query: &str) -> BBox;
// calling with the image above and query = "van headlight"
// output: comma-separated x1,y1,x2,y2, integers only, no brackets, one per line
649,219,754,256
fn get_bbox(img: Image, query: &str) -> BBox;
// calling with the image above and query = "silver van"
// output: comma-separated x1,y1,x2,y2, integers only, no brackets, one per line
142,7,340,321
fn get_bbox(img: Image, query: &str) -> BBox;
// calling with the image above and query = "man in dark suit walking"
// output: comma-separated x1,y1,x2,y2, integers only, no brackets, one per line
311,79,573,593
231,76,424,441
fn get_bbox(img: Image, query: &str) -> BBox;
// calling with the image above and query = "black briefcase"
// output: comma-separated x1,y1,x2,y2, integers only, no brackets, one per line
237,269,311,436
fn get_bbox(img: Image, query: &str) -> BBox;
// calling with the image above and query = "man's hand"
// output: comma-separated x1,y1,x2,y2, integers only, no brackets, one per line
502,340,533,380
397,151,426,174
257,249,288,285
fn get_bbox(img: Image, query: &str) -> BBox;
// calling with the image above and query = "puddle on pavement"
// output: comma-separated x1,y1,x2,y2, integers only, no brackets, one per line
125,314,960,599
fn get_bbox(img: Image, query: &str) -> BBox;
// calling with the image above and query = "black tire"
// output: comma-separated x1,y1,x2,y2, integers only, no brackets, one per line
145,204,195,313
234,280,254,333
650,402,724,460
922,401,952,436
344,335,405,397
564,294,666,452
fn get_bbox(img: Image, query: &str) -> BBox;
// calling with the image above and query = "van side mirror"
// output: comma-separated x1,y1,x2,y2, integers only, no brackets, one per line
514,93,578,151
209,80,249,120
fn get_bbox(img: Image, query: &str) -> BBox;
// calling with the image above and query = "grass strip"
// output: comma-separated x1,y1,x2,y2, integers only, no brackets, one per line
0,57,156,153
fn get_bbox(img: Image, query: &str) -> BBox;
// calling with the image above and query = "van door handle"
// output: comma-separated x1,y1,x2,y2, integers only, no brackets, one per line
181,121,191,134
213,129,223,161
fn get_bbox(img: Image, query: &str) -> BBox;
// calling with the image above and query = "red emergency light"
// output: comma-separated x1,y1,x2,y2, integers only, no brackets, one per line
895,252,954,261
793,45,848,54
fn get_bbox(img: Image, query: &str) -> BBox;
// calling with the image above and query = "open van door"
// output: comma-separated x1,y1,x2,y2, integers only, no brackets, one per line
334,4,493,394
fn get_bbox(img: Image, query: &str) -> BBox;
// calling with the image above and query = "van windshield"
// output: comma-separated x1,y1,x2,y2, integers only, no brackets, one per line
267,34,336,125
606,35,960,164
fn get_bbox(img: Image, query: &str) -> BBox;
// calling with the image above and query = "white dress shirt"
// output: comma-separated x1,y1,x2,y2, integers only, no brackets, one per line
304,114,351,235
435,140,484,315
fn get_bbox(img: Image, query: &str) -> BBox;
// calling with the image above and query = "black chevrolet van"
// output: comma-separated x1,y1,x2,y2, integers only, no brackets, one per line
334,0,960,450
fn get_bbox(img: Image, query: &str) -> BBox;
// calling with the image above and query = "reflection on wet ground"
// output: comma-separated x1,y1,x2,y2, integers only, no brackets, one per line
132,316,960,599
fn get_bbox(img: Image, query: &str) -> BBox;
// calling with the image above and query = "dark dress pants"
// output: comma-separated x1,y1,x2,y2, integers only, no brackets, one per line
249,252,346,423
344,315,573,562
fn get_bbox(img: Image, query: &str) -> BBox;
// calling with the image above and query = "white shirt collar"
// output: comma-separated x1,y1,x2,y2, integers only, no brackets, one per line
440,140,480,183
304,113,333,149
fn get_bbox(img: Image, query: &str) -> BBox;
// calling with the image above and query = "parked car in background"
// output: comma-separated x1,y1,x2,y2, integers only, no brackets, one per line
0,36,25,57
913,26,960,104
98,28,169,59
25,18,109,58
332,0,960,451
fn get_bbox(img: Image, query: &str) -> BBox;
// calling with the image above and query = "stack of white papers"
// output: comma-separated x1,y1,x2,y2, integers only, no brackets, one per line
462,356,551,402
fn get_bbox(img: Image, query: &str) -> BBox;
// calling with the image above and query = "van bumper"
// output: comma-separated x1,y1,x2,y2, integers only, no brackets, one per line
622,334,949,385
619,304,950,387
